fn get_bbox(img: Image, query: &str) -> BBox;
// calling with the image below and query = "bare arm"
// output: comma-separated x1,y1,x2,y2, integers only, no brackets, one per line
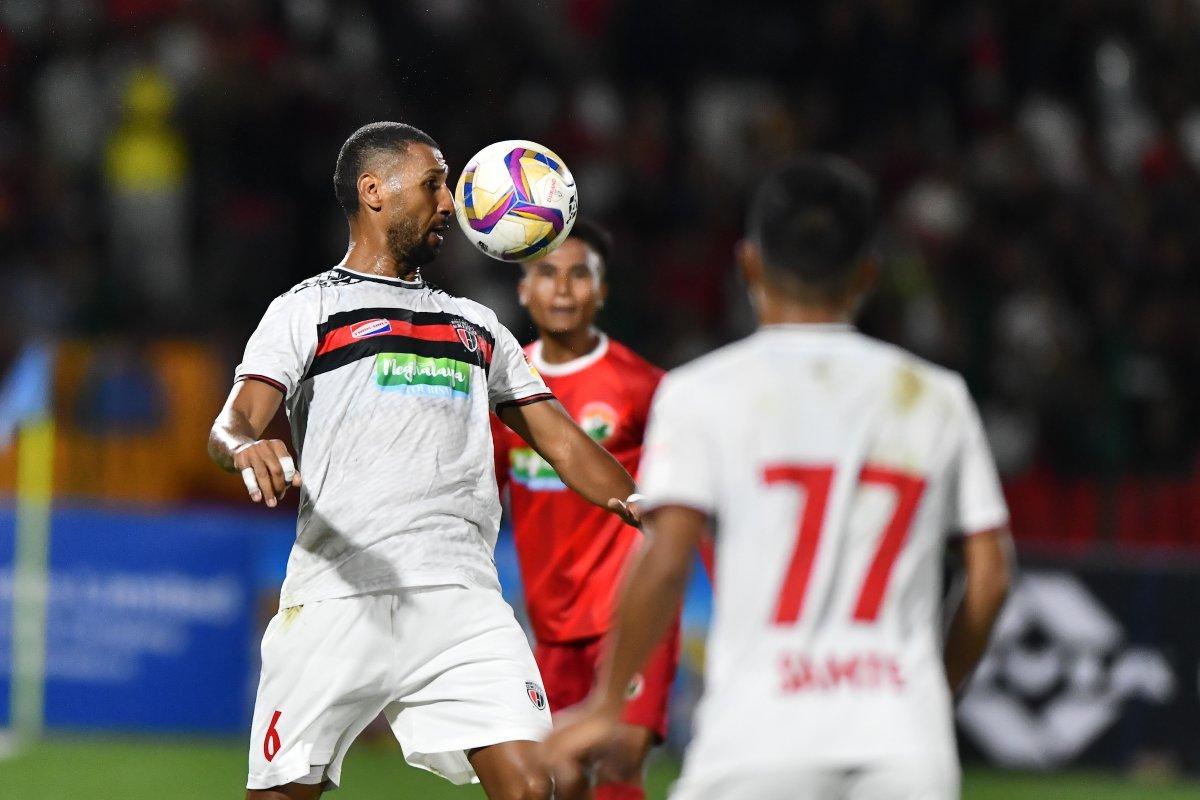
498,398,637,523
208,379,301,506
944,527,1013,694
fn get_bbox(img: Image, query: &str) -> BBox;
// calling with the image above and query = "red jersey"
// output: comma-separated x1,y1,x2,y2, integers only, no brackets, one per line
492,334,663,644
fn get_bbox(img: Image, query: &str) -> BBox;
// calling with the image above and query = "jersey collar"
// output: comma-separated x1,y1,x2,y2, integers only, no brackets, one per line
531,332,609,377
334,266,425,289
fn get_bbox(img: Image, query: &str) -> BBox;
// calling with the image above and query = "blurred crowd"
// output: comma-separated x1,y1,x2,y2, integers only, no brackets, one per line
1,0,1199,481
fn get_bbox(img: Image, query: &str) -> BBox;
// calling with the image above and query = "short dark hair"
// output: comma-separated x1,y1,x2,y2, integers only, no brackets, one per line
333,122,439,217
567,218,613,275
747,155,879,294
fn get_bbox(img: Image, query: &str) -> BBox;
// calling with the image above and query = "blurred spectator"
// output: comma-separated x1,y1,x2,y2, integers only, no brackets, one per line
0,0,1197,484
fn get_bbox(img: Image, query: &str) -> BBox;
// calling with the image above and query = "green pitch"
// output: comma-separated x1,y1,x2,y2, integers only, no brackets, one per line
6,737,1200,799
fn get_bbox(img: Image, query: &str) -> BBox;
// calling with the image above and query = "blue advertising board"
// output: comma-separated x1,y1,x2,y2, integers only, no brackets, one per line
0,504,293,733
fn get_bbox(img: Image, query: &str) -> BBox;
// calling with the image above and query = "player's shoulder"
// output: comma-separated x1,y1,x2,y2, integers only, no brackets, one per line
855,335,975,420
604,337,664,381
441,292,499,325
282,268,359,296
655,336,760,398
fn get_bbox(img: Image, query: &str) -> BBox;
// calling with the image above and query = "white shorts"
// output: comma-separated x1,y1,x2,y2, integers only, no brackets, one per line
669,760,961,800
245,584,552,791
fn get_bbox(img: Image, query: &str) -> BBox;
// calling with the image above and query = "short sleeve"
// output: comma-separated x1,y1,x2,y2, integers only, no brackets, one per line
947,378,1009,536
488,323,552,411
234,292,317,399
637,372,718,514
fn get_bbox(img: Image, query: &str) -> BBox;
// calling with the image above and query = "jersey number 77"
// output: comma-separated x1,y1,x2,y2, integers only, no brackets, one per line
764,464,926,625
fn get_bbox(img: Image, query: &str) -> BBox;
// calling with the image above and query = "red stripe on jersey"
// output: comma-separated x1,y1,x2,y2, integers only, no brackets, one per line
316,319,493,363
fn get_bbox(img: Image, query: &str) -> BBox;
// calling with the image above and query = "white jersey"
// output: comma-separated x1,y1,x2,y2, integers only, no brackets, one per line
638,325,1007,780
235,267,551,608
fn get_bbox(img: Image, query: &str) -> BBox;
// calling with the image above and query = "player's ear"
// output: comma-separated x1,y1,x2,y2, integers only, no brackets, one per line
357,171,383,213
597,279,608,309
850,255,878,298
736,239,764,289
517,272,530,307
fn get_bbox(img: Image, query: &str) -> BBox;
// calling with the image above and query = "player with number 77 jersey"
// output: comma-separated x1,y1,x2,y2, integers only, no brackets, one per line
543,157,1014,800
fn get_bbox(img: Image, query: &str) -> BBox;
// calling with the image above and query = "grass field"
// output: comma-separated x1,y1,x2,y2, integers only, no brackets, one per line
4,737,1200,799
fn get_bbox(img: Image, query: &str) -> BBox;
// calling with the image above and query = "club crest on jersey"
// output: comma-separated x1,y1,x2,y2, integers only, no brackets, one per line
350,318,392,339
526,681,547,711
452,319,480,353
578,401,618,444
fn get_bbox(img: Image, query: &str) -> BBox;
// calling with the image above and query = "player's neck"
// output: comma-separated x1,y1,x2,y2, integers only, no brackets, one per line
756,288,855,327
340,229,420,282
538,327,602,364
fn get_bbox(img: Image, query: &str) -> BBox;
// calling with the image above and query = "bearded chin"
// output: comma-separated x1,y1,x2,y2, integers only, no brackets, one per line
387,221,439,269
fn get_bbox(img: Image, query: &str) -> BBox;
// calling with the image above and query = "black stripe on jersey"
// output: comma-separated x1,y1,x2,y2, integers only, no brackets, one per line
305,336,488,380
316,307,497,349
495,392,555,412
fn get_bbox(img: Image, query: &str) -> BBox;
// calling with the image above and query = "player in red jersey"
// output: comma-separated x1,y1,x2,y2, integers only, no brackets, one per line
492,220,673,800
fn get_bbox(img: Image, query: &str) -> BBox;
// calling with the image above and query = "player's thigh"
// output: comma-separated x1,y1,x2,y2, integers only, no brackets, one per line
534,637,601,715
388,585,552,785
247,596,394,792
845,759,961,800
619,615,680,744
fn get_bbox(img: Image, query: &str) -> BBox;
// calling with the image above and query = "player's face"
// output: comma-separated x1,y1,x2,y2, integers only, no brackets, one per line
520,238,607,335
379,143,453,268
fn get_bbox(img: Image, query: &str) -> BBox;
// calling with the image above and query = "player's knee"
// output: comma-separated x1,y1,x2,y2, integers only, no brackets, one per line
502,772,552,800
595,755,643,787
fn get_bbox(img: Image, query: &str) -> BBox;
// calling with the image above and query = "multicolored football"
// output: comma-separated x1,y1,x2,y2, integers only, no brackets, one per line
454,140,578,262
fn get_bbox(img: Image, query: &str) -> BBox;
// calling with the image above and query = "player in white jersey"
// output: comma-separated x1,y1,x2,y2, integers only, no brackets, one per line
209,122,640,800
543,156,1014,799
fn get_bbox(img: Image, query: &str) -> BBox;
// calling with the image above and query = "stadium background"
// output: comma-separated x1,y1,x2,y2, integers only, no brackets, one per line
2,0,1200,797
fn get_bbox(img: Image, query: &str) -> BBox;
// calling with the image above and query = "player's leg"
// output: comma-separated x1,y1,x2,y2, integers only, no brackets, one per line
591,724,655,799
245,596,393,795
467,740,552,800
592,616,682,799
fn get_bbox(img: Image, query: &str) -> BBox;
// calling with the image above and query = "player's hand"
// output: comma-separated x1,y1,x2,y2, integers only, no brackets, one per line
607,493,643,528
233,439,301,507
540,700,623,788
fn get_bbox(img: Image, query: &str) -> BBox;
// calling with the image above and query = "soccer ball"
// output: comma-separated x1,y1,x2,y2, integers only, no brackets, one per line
454,140,578,262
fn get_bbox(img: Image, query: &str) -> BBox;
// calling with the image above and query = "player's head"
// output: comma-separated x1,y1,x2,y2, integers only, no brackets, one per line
333,121,453,268
738,155,879,316
518,219,612,336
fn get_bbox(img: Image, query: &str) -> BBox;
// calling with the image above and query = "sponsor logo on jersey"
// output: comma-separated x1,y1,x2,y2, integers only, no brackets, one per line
526,681,547,710
579,401,618,444
350,318,393,339
374,353,472,398
510,447,567,491
452,318,480,353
